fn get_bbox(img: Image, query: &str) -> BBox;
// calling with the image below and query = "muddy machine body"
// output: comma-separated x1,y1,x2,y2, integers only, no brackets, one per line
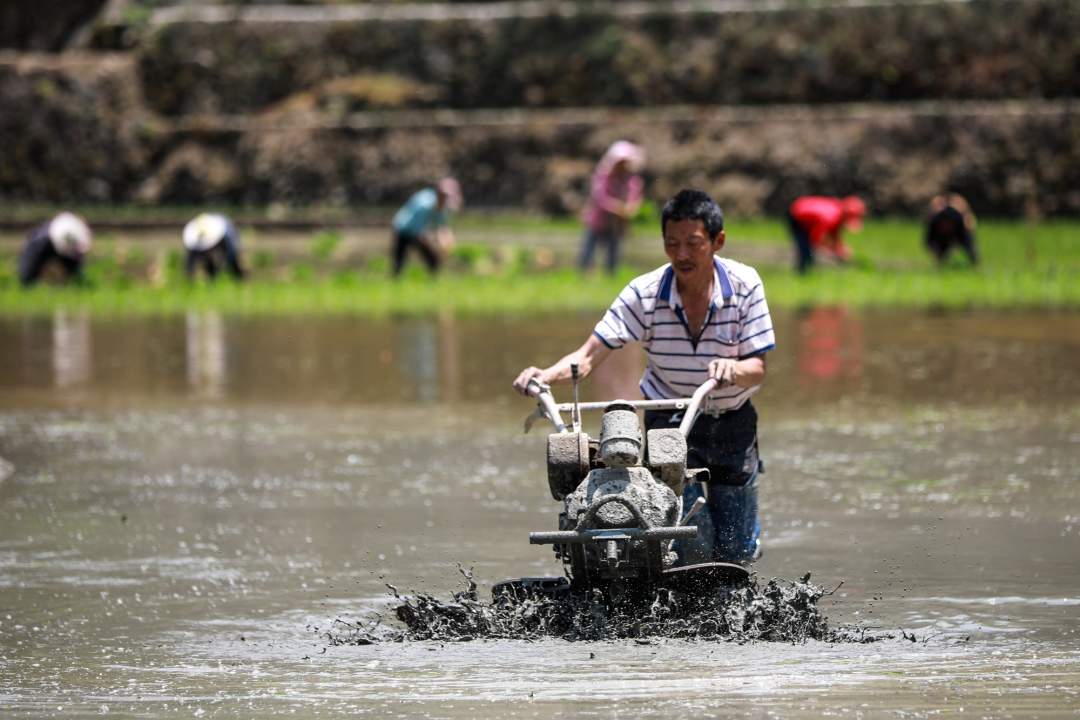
495,368,749,601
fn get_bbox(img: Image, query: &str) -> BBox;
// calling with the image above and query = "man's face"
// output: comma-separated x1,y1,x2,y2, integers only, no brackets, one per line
663,219,724,284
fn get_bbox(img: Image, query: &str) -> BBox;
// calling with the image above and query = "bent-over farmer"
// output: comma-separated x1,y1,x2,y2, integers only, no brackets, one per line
787,195,865,274
390,177,463,277
18,212,92,286
513,189,775,564
925,192,978,267
182,212,245,280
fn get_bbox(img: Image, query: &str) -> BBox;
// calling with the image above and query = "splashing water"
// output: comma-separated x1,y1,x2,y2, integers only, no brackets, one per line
325,568,888,645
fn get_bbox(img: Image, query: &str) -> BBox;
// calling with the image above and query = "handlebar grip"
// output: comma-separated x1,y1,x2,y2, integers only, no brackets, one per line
678,377,719,437
525,376,547,398
525,376,568,432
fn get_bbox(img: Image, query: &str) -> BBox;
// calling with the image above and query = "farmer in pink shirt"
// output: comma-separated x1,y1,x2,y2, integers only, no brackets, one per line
578,141,645,273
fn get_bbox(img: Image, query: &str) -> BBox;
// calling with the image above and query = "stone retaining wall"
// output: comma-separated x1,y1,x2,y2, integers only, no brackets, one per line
3,52,1074,216
2,1,1077,216
133,0,1078,116
0,53,149,202
162,102,1077,216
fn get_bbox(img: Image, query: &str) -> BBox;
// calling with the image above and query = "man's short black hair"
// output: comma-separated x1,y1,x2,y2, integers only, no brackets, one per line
661,189,724,239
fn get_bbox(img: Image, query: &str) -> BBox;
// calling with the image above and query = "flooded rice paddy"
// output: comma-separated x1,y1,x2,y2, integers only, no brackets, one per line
1,309,1079,717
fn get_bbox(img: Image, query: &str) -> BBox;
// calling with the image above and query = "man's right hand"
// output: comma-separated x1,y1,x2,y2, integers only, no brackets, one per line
513,367,545,396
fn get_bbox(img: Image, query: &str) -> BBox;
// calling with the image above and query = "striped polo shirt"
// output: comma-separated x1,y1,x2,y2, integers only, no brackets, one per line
593,257,775,411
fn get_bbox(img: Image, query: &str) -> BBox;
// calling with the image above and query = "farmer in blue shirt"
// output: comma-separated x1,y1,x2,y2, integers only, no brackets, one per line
391,177,463,276
514,189,775,565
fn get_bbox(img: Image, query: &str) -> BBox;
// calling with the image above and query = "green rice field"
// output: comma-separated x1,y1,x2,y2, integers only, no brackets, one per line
0,215,1076,315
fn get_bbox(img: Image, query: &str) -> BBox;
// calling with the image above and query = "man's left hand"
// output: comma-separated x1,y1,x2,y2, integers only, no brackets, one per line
512,366,545,396
707,358,738,387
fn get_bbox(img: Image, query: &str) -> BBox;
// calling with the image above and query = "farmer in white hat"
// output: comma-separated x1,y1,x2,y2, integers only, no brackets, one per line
18,212,92,286
390,177,463,277
183,213,245,280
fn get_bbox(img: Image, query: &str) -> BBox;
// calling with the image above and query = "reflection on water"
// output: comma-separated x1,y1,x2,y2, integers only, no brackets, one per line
400,316,439,403
185,311,227,399
1,309,1079,717
1,309,1078,410
398,314,463,404
438,313,462,404
51,311,91,389
795,307,863,385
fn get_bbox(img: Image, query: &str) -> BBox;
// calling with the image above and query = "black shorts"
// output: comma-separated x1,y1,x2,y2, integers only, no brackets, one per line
645,400,761,487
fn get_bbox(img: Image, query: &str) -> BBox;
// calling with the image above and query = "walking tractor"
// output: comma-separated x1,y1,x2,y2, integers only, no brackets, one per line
495,365,751,602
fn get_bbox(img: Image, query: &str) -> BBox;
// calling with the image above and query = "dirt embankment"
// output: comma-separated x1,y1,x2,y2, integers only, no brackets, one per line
1,0,1078,216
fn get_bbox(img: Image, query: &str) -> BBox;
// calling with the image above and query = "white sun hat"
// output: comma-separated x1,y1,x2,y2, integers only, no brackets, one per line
48,212,92,258
182,213,229,251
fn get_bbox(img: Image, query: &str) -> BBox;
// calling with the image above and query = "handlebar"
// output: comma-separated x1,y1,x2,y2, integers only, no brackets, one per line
524,376,719,438
525,377,569,433
679,377,717,436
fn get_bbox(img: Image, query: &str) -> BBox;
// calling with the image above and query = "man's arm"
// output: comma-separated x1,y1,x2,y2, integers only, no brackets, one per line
707,355,766,389
512,334,614,395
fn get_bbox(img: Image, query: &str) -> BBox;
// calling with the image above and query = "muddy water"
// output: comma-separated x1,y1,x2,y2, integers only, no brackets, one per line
1,309,1079,717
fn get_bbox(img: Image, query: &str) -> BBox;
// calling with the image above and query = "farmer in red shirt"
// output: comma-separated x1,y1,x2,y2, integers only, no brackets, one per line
788,195,866,274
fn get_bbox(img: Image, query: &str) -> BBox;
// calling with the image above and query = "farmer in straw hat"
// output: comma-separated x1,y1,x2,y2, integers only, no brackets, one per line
18,212,92,286
182,212,246,281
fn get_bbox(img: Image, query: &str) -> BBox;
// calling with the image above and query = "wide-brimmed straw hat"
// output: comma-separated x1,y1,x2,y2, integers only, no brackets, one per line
48,212,92,257
182,213,229,251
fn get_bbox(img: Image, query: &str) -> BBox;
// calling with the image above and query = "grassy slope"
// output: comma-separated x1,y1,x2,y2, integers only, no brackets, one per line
0,217,1076,315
